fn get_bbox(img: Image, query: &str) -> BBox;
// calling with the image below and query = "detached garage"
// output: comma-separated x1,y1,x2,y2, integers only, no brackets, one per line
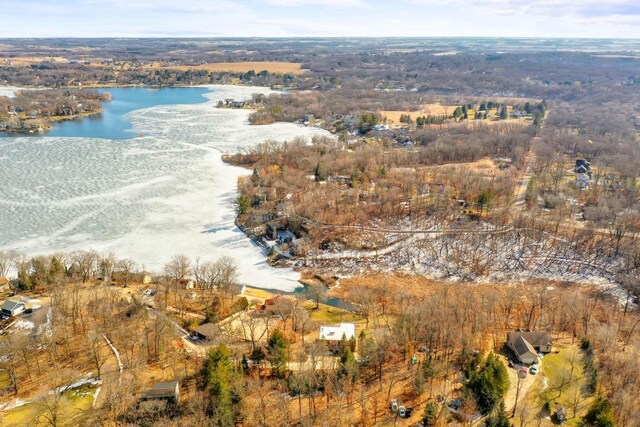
2,300,26,317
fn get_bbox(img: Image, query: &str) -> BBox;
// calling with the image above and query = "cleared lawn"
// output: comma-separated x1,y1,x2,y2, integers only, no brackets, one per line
517,343,593,426
415,157,504,179
1,385,96,426
145,61,306,74
302,301,362,325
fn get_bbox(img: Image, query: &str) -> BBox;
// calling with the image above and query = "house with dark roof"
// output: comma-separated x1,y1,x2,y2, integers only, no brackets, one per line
266,220,287,240
141,381,180,403
574,159,591,174
507,330,553,364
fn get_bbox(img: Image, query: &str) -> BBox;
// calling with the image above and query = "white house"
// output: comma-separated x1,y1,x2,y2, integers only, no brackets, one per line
319,322,356,349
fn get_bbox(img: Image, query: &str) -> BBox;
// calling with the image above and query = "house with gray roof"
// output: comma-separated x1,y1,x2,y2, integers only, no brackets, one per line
1,300,26,318
507,330,553,365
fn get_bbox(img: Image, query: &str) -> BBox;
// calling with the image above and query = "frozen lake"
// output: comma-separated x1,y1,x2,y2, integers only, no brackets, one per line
0,85,329,291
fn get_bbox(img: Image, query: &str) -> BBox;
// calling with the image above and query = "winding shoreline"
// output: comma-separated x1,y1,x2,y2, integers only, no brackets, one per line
0,85,330,291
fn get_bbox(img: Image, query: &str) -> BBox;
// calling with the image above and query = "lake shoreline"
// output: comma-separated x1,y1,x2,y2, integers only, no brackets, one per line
0,85,330,291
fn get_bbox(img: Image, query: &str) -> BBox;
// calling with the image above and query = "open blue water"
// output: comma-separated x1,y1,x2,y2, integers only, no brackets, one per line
2,86,210,140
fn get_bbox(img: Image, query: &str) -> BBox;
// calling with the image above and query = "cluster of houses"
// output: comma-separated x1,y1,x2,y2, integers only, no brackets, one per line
265,220,311,257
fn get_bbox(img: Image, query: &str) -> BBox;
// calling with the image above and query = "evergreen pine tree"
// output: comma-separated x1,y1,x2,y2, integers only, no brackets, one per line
203,346,234,424
500,105,508,120
267,329,289,377
423,401,438,426
579,396,615,427
484,401,512,427
314,162,324,182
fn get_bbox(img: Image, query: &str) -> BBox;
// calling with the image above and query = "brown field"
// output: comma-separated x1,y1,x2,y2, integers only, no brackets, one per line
333,272,436,300
427,157,503,175
465,117,532,127
145,61,306,74
381,103,458,124
0,56,68,65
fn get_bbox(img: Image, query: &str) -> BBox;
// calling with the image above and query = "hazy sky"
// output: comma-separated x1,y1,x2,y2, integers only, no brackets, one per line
1,0,639,38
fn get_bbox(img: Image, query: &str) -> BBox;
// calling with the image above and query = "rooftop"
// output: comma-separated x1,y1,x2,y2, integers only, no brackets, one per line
194,323,221,340
319,322,356,341
141,381,179,400
1,300,25,311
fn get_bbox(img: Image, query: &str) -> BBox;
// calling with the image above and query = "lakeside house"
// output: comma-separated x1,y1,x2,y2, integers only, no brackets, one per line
252,209,276,225
1,300,26,318
506,330,553,365
276,230,296,246
266,220,287,240
319,322,356,351
291,237,311,256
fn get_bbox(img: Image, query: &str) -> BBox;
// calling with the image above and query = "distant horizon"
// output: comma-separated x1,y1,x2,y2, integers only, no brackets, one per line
2,1,639,39
1,36,640,40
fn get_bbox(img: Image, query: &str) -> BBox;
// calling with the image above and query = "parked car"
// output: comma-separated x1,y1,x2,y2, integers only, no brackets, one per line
398,406,406,418
403,407,413,418
390,399,398,413
508,359,515,368
24,308,33,314
530,364,539,375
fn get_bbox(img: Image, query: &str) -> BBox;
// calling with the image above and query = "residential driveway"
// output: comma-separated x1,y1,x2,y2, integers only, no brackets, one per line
504,360,539,414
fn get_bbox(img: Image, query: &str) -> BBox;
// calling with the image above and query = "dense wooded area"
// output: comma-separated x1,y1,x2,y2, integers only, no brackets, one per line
0,250,638,426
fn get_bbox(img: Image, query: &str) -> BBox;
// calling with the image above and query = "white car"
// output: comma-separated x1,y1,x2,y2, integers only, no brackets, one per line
398,406,406,417
390,399,398,413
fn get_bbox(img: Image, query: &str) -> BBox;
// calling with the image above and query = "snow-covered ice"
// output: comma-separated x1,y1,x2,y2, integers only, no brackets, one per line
0,85,330,291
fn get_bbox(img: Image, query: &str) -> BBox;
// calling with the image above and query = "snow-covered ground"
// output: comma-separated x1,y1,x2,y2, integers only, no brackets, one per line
0,85,330,291
303,225,630,304
0,86,24,98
